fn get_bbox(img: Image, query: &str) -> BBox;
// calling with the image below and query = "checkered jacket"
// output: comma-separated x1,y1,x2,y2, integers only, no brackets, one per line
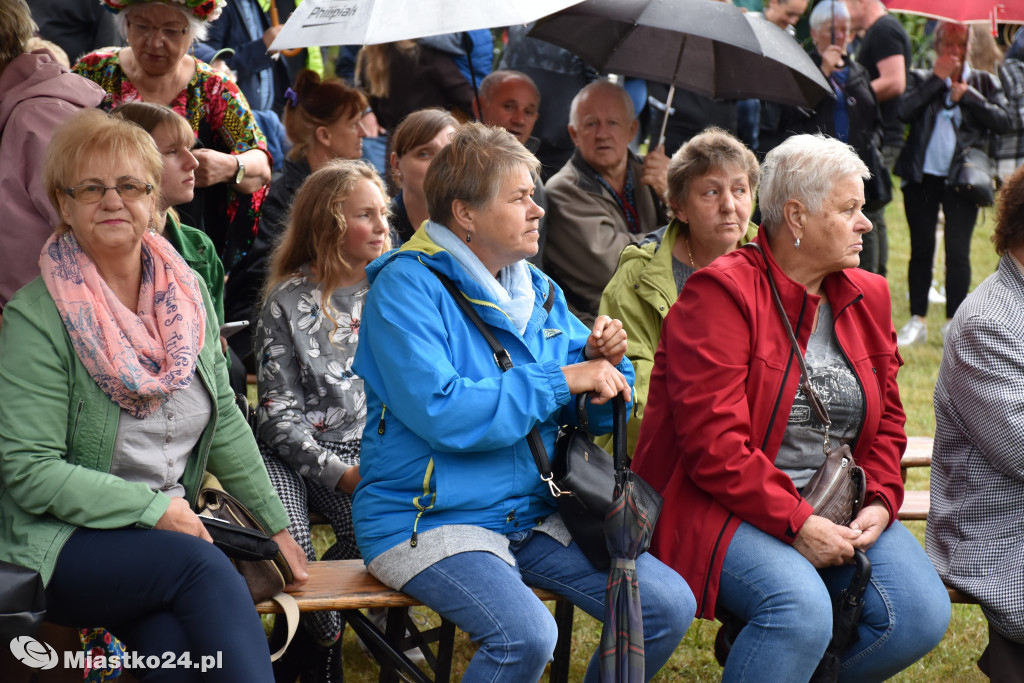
996,57,1024,169
928,253,1024,642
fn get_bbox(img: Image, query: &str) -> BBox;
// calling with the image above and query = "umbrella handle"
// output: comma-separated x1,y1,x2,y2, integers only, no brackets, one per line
657,84,675,150
270,0,303,58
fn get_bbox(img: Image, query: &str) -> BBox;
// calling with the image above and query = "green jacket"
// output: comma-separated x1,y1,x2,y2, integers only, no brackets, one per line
163,214,226,326
0,277,289,584
598,219,753,456
598,220,685,457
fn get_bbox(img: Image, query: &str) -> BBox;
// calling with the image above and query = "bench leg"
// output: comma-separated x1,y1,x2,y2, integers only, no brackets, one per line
343,609,432,683
549,600,575,683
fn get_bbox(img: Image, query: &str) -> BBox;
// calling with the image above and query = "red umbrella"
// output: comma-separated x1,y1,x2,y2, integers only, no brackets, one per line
885,0,1024,25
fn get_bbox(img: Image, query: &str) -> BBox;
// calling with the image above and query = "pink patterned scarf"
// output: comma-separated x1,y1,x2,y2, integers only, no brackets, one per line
39,231,206,418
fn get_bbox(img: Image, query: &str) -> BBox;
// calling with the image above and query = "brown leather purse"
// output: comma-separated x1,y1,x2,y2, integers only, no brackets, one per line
751,243,865,526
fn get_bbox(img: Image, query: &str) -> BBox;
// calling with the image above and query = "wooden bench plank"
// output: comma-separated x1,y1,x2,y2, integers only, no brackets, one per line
948,587,977,604
898,489,930,521
901,436,934,469
255,559,565,613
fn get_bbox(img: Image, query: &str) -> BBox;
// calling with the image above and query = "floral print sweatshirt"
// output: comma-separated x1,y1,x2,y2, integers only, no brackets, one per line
256,265,367,489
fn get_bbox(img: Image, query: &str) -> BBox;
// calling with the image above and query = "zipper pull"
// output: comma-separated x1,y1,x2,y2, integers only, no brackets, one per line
410,531,418,548
378,405,386,435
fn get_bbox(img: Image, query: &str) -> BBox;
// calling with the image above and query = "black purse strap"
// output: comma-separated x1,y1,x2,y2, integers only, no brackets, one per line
746,243,833,443
427,267,564,495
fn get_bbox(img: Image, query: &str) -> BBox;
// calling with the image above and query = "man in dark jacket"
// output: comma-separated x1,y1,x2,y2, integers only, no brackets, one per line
894,22,1011,347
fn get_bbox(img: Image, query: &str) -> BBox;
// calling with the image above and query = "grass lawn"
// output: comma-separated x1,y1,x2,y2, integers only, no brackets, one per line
297,182,1001,681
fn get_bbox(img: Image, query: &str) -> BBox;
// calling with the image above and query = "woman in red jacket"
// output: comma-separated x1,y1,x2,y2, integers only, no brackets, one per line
632,133,950,682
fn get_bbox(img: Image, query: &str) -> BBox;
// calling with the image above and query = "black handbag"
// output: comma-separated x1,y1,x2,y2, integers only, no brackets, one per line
750,243,865,526
548,395,662,569
0,560,46,639
953,145,996,207
427,267,662,570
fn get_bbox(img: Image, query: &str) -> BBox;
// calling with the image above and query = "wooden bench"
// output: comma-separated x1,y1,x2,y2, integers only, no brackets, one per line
255,559,574,683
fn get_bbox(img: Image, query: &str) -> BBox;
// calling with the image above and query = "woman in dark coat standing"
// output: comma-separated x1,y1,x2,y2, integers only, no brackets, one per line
893,21,1011,347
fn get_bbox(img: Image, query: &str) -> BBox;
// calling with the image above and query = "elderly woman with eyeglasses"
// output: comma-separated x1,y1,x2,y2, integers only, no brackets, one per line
0,108,306,682
73,0,273,358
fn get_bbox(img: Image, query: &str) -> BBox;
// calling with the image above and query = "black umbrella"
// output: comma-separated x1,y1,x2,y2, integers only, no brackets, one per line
598,397,663,683
529,0,833,145
810,549,872,682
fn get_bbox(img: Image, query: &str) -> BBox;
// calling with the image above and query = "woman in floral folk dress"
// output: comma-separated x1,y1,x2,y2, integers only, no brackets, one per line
254,160,391,679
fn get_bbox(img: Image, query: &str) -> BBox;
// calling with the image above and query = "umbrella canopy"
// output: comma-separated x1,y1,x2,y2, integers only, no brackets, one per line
598,398,663,683
269,0,585,50
885,0,1024,25
528,0,833,109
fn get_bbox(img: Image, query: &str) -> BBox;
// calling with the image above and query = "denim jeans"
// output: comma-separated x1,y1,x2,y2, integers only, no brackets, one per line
46,527,274,683
717,520,950,683
401,529,695,682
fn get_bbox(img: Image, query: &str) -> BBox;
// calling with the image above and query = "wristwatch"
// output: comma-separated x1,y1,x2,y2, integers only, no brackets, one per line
233,157,245,185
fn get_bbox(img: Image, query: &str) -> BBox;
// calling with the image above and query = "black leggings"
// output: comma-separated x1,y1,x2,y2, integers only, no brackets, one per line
45,527,273,682
903,174,980,319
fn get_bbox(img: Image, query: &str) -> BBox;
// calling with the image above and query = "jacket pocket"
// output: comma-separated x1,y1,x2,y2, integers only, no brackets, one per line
68,399,85,456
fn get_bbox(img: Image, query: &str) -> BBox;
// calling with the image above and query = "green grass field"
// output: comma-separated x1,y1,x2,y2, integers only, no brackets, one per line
299,182,1000,681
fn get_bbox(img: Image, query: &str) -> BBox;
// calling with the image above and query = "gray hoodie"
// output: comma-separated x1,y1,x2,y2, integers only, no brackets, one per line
0,49,104,309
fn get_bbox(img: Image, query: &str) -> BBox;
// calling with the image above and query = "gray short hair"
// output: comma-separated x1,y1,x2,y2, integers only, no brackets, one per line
425,122,541,228
759,134,869,235
117,3,208,44
569,80,635,131
809,0,850,31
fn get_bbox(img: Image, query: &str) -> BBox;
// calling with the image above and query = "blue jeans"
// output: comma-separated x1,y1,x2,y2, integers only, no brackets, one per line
401,529,694,682
717,521,950,683
45,528,274,682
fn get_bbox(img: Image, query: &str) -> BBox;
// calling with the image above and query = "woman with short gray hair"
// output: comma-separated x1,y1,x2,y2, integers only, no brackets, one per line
634,134,951,682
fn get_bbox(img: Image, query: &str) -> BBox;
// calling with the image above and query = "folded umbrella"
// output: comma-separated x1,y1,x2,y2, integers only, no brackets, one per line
599,397,663,683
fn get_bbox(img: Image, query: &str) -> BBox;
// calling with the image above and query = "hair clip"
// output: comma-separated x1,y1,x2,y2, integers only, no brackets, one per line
284,87,299,108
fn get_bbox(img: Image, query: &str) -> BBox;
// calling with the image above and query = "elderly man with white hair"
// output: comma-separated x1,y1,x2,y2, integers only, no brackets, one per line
544,79,668,325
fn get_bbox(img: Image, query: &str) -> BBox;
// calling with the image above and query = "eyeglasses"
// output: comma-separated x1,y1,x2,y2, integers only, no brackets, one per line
126,19,189,42
64,182,153,203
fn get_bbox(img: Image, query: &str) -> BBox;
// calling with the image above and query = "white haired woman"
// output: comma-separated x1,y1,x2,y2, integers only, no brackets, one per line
633,133,951,681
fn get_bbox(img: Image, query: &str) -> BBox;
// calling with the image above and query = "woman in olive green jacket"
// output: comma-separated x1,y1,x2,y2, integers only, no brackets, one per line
599,128,758,456
0,109,304,682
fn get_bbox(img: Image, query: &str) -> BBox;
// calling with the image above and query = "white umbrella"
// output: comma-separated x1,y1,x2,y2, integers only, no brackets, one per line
269,0,586,51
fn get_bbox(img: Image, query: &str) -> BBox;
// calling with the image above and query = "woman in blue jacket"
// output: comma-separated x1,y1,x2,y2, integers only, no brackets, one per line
352,122,694,681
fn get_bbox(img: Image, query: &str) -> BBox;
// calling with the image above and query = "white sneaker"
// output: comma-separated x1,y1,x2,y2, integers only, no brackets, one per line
897,317,928,347
357,607,427,666
928,284,946,304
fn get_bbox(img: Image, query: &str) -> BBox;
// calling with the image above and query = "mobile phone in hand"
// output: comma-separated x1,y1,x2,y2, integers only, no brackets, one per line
219,320,249,338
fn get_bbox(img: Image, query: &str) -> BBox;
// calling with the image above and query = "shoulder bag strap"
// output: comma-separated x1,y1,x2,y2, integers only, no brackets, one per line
426,267,562,493
745,243,833,438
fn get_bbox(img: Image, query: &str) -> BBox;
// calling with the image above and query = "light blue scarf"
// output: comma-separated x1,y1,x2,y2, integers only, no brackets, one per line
425,220,535,335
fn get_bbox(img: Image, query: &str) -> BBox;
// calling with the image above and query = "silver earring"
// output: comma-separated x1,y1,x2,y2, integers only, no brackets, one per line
794,237,801,250
466,232,472,243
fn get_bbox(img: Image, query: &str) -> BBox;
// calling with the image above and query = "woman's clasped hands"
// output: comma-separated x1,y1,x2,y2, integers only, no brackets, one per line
562,315,632,405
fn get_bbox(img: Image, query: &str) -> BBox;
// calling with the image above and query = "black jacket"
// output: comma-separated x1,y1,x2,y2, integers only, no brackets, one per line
895,68,1011,184
779,52,889,207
